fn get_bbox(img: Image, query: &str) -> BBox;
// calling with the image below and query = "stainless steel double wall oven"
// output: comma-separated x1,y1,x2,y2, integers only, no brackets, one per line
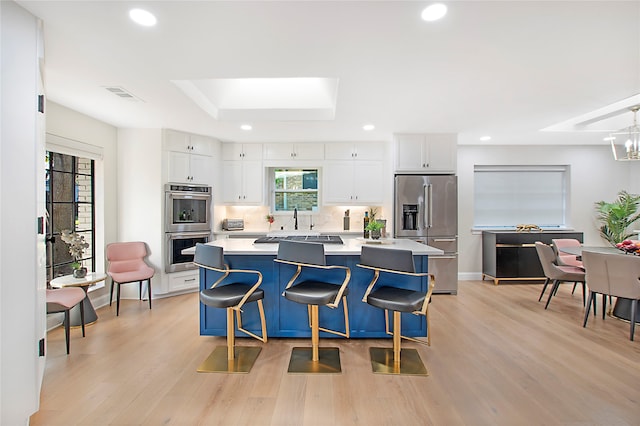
165,183,212,273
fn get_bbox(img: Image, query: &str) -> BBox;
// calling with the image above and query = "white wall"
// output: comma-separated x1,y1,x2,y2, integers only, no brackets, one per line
457,144,633,279
1,2,43,423
116,129,163,294
46,102,118,307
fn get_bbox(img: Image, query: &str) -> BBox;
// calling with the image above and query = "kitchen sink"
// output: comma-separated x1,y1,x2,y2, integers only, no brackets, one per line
253,235,343,244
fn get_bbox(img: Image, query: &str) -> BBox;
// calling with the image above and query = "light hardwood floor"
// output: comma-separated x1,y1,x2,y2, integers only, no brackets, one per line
31,281,640,426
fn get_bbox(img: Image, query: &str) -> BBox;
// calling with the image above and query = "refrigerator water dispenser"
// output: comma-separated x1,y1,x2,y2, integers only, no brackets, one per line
402,204,418,230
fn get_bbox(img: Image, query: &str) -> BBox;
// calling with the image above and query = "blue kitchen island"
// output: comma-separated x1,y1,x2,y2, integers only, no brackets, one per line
188,237,443,339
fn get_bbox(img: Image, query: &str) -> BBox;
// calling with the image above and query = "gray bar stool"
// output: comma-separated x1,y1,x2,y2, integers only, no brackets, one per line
275,240,351,373
357,245,435,375
194,243,267,373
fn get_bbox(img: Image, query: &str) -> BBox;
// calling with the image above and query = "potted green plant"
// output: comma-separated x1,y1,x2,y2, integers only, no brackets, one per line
365,219,384,240
594,190,640,246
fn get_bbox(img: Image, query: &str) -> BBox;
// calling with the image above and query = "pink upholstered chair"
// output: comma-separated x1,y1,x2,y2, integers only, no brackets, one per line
551,239,584,269
46,287,86,354
106,242,155,316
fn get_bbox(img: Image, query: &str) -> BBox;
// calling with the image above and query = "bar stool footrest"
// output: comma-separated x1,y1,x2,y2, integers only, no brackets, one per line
288,347,341,373
369,347,428,376
197,346,261,373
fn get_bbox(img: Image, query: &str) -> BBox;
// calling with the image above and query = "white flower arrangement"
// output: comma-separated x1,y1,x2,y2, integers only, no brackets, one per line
60,229,89,268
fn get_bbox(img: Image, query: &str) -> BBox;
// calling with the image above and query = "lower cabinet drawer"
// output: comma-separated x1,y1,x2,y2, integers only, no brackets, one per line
168,270,199,292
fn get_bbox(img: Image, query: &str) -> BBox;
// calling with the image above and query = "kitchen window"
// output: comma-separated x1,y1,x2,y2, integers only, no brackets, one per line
473,165,569,229
45,151,95,281
271,168,319,212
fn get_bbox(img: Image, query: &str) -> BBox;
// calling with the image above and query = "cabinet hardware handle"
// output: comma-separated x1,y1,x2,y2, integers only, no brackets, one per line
185,278,196,282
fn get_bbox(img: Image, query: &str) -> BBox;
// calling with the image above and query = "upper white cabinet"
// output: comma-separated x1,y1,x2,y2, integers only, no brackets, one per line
394,133,457,173
164,129,215,184
323,141,384,205
221,143,263,204
323,161,384,205
325,142,383,161
222,143,263,161
264,143,324,161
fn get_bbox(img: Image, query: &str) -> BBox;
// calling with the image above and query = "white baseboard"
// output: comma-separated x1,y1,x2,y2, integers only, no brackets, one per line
459,272,483,281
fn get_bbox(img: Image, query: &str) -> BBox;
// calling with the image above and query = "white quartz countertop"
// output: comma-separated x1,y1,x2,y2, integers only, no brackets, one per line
182,237,443,256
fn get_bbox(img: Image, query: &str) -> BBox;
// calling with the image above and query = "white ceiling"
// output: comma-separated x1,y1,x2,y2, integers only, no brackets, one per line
16,0,640,145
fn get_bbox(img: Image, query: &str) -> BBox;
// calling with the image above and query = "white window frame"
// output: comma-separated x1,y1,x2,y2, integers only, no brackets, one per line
269,168,320,214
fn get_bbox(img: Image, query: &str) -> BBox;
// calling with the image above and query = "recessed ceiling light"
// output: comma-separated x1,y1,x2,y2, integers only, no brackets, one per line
363,124,375,131
240,124,252,131
421,3,447,22
129,9,157,27
479,136,491,141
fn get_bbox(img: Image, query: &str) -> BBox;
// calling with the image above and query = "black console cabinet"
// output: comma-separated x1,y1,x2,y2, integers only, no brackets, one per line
482,231,583,285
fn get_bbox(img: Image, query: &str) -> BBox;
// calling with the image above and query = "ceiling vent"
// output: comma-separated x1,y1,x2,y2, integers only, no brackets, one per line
103,86,143,102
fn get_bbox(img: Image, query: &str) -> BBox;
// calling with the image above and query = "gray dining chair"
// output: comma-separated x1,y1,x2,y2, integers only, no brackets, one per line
581,250,611,327
587,252,640,341
535,242,586,309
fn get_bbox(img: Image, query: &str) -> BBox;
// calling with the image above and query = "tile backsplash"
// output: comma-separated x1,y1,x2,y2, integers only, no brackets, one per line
221,205,385,233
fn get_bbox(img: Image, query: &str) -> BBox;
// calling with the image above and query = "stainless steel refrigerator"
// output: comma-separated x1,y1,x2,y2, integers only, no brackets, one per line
394,174,458,294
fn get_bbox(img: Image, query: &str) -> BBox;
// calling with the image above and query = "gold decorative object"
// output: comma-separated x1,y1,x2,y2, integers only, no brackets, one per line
515,224,542,232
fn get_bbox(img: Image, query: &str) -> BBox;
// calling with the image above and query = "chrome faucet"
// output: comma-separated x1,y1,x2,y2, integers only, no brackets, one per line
293,207,298,230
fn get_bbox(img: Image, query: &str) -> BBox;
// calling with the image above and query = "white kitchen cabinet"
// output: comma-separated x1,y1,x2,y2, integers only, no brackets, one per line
221,142,263,204
264,143,324,160
395,133,456,173
168,270,199,292
323,160,383,205
221,160,263,204
167,151,212,184
222,143,263,161
325,142,383,161
164,129,214,184
165,129,214,156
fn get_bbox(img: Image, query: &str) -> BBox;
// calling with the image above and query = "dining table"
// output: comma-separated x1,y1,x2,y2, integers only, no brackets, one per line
559,245,640,322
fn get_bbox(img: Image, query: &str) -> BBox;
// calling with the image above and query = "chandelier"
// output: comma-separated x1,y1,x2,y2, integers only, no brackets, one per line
610,105,640,161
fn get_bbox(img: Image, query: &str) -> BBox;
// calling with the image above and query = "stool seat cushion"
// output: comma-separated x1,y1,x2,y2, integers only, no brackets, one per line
284,280,349,305
200,283,264,308
367,286,426,313
109,265,155,284
46,287,85,310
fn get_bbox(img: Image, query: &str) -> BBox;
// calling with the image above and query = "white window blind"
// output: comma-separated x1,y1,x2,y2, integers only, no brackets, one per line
473,165,568,228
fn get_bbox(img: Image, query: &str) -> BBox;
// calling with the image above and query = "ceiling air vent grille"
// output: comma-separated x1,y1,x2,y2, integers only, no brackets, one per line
103,86,143,102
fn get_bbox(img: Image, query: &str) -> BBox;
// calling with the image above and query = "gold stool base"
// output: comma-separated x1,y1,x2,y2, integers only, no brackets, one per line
197,346,261,373
287,347,342,373
370,347,428,376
